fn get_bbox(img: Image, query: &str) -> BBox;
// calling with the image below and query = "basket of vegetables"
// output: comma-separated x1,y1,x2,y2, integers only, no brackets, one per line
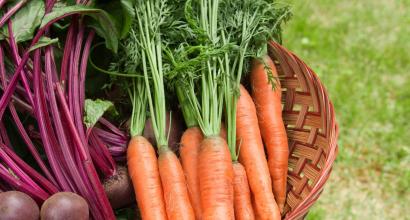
0,0,338,219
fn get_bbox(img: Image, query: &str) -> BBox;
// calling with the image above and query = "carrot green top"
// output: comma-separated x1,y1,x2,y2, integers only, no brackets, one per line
118,0,173,146
183,0,225,138
129,78,147,137
132,0,170,150
219,0,291,161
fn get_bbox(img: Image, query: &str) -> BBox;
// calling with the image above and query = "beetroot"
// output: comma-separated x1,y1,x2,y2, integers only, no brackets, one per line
103,166,135,209
0,191,39,220
40,192,89,220
143,111,184,152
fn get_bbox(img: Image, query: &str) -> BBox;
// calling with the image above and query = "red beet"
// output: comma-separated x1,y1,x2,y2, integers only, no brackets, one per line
0,191,40,220
143,111,184,153
40,192,89,220
103,166,135,209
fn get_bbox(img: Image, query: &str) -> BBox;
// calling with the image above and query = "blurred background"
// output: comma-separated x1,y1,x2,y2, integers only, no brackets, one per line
282,0,410,219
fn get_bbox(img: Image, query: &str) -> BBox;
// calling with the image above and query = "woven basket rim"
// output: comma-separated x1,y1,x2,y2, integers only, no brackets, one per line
267,42,339,220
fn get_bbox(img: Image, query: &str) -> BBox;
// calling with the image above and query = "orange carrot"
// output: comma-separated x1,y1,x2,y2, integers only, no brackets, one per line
158,148,195,220
180,126,203,219
250,56,289,212
127,136,167,220
236,85,281,220
180,124,228,220
198,136,234,220
233,162,255,220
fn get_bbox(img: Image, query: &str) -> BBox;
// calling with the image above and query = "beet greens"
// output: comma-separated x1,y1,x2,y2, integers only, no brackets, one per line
0,1,131,219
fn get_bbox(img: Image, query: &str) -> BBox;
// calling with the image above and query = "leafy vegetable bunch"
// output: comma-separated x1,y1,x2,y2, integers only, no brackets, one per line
0,0,134,219
0,0,291,219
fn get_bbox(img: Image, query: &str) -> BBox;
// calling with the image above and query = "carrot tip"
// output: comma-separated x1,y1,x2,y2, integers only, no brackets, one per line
279,204,284,214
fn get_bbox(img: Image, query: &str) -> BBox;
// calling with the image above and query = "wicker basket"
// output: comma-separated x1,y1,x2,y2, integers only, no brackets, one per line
267,42,339,220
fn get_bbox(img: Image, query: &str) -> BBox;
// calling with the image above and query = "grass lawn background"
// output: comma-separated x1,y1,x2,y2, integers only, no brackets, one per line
282,1,410,219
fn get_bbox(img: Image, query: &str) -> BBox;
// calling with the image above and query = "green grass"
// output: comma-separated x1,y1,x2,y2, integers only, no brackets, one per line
282,0,410,219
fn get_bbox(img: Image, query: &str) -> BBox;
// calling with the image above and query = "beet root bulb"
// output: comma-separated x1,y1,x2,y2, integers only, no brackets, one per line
0,191,40,220
40,192,89,220
103,166,135,209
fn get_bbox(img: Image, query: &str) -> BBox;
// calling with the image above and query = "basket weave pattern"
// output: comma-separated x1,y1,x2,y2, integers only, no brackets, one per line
268,42,339,220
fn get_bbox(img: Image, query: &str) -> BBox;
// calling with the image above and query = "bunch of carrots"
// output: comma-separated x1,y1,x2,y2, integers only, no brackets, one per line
121,0,292,219
0,0,292,219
